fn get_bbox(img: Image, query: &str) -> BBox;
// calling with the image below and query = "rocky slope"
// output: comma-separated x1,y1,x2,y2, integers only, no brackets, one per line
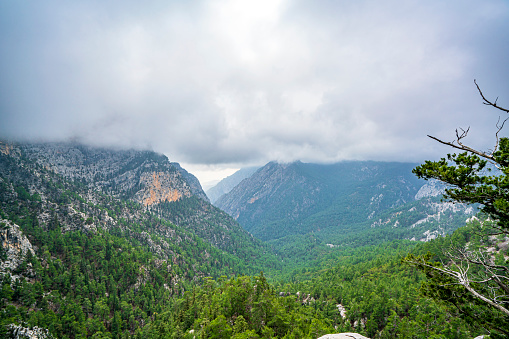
0,219,35,281
215,161,476,255
10,142,272,252
216,161,425,241
17,142,208,203
0,141,277,268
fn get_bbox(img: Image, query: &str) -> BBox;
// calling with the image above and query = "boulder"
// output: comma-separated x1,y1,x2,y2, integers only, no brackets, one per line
317,334,370,339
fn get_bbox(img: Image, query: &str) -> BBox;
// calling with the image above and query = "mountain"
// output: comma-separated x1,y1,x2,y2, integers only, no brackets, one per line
15,142,208,203
215,161,475,251
8,142,278,259
216,161,422,239
206,166,259,203
0,142,485,338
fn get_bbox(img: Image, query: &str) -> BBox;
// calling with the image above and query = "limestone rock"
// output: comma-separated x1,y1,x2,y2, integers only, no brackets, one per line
317,333,370,339
415,179,445,200
7,324,54,338
15,142,207,204
135,171,192,206
0,219,35,280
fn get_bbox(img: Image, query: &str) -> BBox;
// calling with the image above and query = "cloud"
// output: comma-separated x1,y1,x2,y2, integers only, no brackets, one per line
1,0,509,169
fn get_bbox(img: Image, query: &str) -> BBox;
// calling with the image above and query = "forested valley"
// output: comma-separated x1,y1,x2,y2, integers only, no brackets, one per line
0,141,507,338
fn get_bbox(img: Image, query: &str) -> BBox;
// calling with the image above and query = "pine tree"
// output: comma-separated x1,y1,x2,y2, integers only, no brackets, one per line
405,81,509,336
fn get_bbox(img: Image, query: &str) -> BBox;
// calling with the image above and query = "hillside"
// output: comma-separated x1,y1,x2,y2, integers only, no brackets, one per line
0,142,490,338
3,142,276,263
0,141,285,337
214,161,475,262
216,161,425,239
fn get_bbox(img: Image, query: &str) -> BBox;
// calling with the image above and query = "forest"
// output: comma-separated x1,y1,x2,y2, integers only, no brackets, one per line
0,138,508,338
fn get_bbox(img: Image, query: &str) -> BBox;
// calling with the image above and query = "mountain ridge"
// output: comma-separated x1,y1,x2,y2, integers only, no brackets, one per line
216,160,425,240
0,141,278,270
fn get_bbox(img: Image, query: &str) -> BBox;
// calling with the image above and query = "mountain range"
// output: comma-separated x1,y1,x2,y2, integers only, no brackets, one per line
212,160,475,258
0,141,486,338
0,142,278,277
206,166,259,204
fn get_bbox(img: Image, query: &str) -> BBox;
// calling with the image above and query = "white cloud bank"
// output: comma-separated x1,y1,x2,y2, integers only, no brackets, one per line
1,0,509,175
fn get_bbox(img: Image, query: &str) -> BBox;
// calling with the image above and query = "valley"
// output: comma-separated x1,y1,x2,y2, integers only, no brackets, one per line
0,141,499,338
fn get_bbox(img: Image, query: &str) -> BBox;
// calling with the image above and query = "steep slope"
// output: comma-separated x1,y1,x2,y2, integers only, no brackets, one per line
215,161,475,266
8,142,273,260
0,141,284,338
0,143,275,274
17,142,208,203
206,166,259,203
216,161,425,241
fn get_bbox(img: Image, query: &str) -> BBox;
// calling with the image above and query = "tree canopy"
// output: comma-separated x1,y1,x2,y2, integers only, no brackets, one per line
405,81,509,337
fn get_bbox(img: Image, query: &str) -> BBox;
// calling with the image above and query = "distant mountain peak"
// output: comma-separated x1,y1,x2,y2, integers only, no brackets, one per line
216,160,426,241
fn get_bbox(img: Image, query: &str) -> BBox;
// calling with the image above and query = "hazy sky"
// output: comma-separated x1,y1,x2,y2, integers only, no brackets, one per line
1,0,509,183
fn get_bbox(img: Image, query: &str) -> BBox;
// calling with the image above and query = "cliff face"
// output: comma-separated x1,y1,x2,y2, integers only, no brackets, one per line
170,162,209,202
0,219,35,280
0,141,267,258
11,142,207,204
136,171,191,206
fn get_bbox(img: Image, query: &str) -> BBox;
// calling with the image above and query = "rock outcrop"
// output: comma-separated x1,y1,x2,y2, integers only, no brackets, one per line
9,142,207,204
414,179,445,199
0,219,35,280
318,334,370,339
136,171,192,206
7,324,54,339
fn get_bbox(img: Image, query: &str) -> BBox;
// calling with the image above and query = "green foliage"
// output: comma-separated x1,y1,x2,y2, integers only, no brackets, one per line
407,94,509,337
404,220,509,337
221,161,424,243
0,148,280,337
0,142,493,338
276,242,482,338
140,274,335,339
414,141,509,232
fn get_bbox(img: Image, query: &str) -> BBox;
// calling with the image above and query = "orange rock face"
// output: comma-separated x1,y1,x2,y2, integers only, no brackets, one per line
139,172,190,206
0,141,11,155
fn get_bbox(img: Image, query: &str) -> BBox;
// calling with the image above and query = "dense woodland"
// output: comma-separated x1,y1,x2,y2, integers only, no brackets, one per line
0,143,507,338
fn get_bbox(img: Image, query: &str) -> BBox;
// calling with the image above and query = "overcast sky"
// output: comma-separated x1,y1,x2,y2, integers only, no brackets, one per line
1,0,509,183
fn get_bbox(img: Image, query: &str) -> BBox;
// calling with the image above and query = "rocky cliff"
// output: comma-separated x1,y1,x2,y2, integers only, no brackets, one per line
0,141,273,262
0,219,35,281
14,142,208,204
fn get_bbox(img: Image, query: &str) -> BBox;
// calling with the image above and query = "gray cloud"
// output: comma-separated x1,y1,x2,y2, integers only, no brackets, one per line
1,0,509,171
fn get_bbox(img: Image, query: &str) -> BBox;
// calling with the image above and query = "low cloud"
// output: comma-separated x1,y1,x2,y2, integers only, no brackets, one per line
1,0,508,169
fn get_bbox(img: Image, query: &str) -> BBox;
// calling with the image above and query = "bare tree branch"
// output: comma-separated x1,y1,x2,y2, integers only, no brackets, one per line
475,80,509,113
406,257,509,316
409,81,509,335
427,135,496,162
493,116,509,153
427,81,509,167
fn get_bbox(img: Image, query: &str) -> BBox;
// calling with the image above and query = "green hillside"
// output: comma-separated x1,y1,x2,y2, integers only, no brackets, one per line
0,142,500,338
216,161,426,241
